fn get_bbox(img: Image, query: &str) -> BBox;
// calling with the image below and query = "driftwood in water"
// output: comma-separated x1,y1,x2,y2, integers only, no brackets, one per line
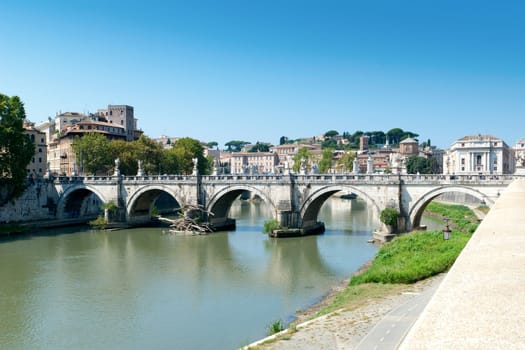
158,205,214,234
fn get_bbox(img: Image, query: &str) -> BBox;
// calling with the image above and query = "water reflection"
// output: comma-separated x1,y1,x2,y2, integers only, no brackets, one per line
0,197,378,350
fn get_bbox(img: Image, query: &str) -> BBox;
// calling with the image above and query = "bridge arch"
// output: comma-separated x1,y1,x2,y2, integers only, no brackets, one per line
126,185,183,223
206,185,278,221
409,185,494,230
56,184,108,220
300,185,381,228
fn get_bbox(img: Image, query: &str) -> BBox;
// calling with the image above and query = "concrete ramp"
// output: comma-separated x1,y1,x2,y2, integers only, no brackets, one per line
399,178,525,349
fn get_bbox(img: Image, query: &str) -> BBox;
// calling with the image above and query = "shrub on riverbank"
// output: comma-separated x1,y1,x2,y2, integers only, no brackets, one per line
350,230,470,285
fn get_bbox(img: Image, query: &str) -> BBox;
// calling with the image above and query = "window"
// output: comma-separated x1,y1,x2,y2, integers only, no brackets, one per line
461,143,465,147
476,155,482,165
461,158,465,165
39,148,42,153
39,157,42,163
41,138,44,143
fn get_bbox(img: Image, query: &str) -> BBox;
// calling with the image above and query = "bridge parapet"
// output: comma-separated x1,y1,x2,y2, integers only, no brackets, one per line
399,174,518,185
122,175,196,184
54,176,118,185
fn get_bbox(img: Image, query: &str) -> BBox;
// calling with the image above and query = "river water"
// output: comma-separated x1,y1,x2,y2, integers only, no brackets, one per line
1,197,383,349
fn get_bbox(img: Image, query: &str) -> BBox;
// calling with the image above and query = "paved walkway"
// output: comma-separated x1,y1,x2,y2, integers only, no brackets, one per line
249,276,443,350
399,178,525,349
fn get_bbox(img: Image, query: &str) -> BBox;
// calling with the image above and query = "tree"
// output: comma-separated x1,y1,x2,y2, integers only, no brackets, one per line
321,138,338,149
292,147,312,173
324,130,339,138
225,140,249,152
0,94,34,199
165,137,211,175
318,148,334,173
109,140,139,175
206,141,218,149
336,151,356,173
406,156,438,174
386,128,404,145
134,135,164,175
279,136,288,145
248,142,271,152
72,133,112,175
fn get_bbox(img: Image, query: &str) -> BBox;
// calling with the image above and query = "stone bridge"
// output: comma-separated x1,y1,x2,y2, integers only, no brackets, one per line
51,173,517,232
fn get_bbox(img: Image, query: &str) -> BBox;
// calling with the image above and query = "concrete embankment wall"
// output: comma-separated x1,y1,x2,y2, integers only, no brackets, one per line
399,178,525,349
0,180,55,223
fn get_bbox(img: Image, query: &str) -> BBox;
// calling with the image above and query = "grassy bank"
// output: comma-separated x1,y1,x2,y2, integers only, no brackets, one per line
312,201,479,318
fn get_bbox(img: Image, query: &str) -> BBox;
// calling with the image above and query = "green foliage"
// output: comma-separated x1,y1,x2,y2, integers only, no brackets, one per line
101,201,117,213
406,156,438,174
425,202,479,233
386,128,419,145
318,148,334,173
263,219,280,234
225,140,249,152
72,133,112,175
266,319,284,335
336,151,355,172
109,139,140,175
365,131,387,145
0,224,28,235
0,94,35,198
321,138,338,149
134,135,164,175
324,130,339,138
206,141,218,149
165,137,211,175
350,230,471,285
380,207,399,226
292,147,312,173
248,142,271,153
89,215,107,230
151,205,159,217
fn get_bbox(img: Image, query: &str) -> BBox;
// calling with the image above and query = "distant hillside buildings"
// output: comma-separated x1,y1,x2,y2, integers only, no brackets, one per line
18,108,525,177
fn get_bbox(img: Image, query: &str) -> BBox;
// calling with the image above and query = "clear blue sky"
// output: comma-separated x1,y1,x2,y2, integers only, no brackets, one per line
2,0,524,149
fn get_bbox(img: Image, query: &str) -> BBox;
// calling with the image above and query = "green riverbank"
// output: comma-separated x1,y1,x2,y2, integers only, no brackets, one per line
251,202,483,348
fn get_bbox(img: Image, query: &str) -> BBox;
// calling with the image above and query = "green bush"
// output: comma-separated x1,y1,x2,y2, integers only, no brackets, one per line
380,207,399,226
89,215,107,230
263,219,280,234
266,319,284,335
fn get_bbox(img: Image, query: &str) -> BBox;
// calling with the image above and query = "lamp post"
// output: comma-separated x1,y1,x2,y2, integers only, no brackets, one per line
443,218,451,240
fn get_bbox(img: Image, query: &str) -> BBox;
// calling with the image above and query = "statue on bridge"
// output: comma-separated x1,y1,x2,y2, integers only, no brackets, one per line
192,158,198,176
114,158,120,177
137,160,144,176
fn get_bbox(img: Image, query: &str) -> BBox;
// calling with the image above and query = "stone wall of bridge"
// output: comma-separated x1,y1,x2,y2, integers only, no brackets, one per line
0,174,518,232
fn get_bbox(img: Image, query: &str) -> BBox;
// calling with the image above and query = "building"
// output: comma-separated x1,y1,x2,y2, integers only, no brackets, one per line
356,149,393,173
96,105,139,141
38,105,141,176
443,134,512,175
153,135,178,149
227,152,278,174
399,137,419,157
24,121,47,178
